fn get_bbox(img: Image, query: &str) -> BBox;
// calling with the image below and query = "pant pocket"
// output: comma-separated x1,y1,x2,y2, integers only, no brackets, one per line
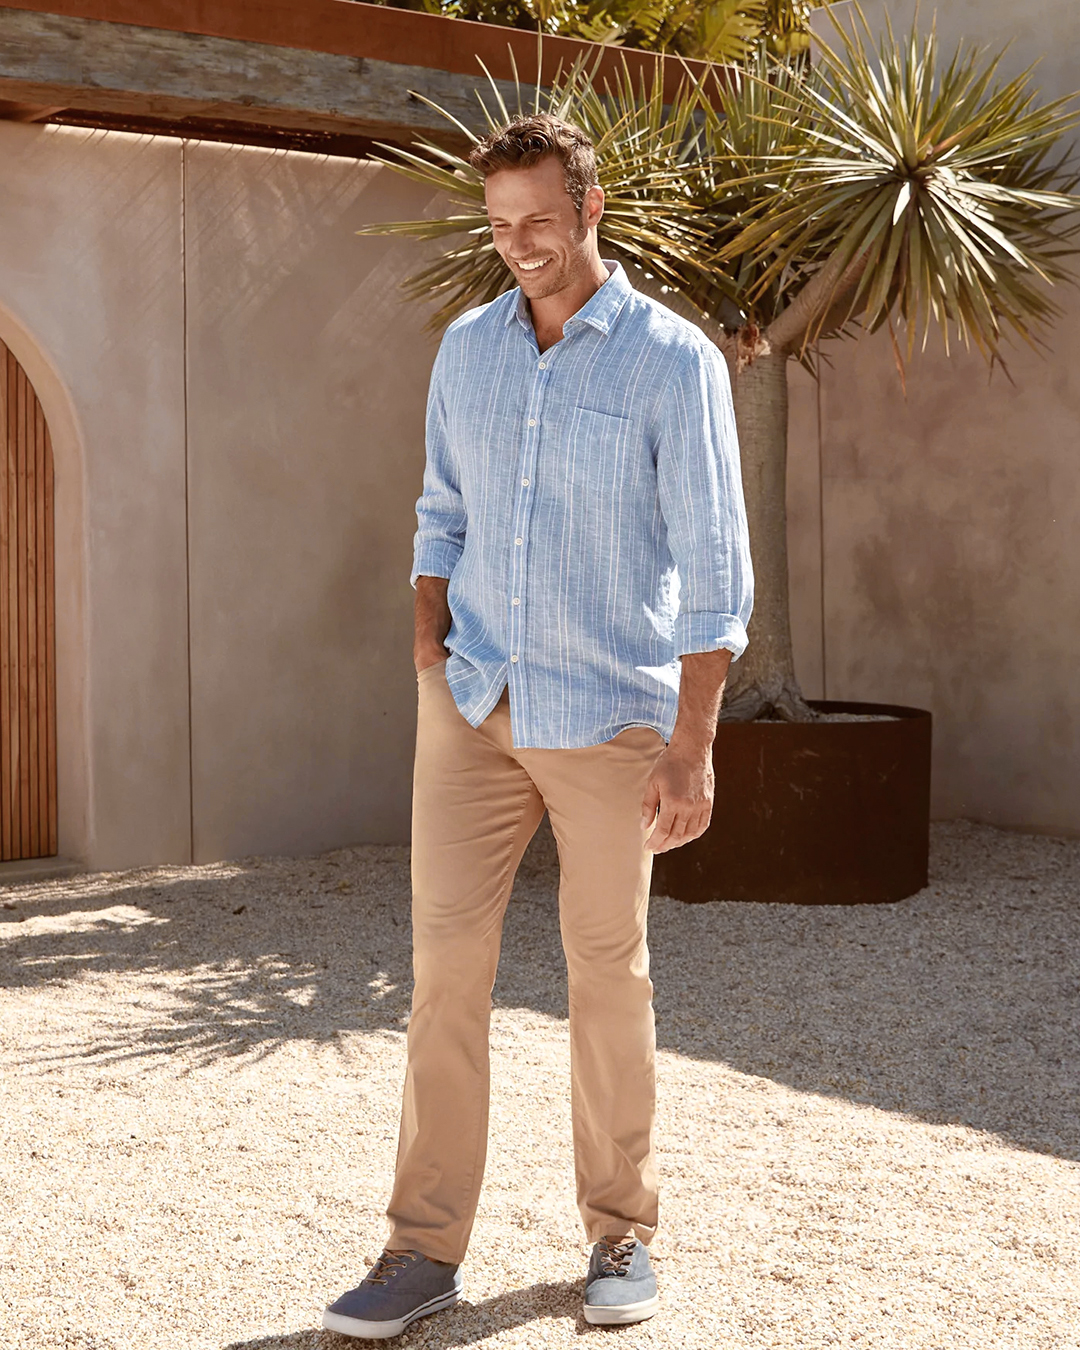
417,659,448,684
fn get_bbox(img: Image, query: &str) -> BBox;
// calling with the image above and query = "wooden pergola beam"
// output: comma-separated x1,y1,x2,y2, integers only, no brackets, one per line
0,0,701,92
0,98,64,120
0,1,707,150
0,7,530,147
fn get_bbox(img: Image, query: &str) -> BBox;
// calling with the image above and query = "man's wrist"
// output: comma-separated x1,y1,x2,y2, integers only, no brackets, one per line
414,641,449,666
666,729,714,761
413,576,452,670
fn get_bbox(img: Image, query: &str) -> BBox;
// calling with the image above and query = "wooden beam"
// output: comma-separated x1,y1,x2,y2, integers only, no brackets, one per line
43,107,397,158
0,0,703,95
0,6,537,145
0,98,64,120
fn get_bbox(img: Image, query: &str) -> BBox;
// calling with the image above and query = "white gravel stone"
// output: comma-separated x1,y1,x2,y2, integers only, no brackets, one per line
0,820,1077,1349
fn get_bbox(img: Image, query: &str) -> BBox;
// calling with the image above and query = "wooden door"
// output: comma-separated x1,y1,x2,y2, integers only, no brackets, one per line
0,341,57,861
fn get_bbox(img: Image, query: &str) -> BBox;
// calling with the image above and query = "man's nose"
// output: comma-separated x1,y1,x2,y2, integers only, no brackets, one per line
508,227,534,259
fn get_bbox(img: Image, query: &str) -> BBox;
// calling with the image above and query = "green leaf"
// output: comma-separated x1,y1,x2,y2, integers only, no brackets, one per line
356,9,1080,362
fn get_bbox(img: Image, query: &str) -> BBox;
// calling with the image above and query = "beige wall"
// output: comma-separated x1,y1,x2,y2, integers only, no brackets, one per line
789,1,1080,834
183,143,438,860
0,122,189,869
0,123,439,869
818,0,1077,107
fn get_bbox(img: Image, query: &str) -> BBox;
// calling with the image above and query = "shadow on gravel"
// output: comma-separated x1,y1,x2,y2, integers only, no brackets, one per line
2,820,1078,1164
223,1277,584,1348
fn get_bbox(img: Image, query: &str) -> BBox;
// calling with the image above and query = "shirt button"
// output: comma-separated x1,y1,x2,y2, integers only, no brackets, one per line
510,654,519,663
514,537,523,546
521,477,530,487
527,418,537,427
538,361,547,369
512,597,520,606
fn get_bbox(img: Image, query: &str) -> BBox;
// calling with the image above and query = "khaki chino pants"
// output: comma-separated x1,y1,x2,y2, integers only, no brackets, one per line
386,661,667,1263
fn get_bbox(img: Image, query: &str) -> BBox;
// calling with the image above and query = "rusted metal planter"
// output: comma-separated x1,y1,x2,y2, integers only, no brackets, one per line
652,701,932,905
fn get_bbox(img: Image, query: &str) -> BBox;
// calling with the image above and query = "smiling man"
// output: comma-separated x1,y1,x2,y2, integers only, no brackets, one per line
324,114,753,1339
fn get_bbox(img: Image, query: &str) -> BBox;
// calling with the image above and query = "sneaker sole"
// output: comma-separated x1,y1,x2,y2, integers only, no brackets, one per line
583,1294,659,1326
322,1288,462,1339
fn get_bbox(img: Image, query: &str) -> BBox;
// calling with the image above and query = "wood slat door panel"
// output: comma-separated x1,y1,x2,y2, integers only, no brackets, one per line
0,341,57,861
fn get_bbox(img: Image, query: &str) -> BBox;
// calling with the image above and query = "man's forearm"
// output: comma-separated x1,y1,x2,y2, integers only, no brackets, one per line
414,576,452,671
669,648,733,756
640,648,732,853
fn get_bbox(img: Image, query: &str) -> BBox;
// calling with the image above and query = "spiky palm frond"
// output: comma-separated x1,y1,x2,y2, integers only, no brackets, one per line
357,54,722,328
360,10,1079,359
380,0,822,63
687,57,814,321
388,0,766,62
659,0,766,63
716,8,1080,358
762,0,824,59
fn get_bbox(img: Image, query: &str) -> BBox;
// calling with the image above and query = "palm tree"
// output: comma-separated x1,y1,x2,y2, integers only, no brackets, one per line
359,10,1080,720
360,62,716,328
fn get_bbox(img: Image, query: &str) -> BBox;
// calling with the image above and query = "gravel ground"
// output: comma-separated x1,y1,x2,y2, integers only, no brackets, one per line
1,820,1077,1350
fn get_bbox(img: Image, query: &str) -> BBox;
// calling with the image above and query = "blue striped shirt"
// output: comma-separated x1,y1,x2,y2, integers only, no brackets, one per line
411,261,753,749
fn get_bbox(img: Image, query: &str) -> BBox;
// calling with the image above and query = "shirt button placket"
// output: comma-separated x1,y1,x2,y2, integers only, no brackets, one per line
510,359,547,681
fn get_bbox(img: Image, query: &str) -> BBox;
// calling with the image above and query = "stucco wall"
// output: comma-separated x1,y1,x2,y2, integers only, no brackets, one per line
183,142,438,860
0,121,189,869
788,0,1080,833
818,0,1076,109
0,122,438,869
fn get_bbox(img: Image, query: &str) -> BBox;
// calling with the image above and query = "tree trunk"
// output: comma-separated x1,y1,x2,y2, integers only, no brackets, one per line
721,346,815,722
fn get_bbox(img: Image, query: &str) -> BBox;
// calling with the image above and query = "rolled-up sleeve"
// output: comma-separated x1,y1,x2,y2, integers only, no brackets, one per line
410,347,467,588
655,340,754,660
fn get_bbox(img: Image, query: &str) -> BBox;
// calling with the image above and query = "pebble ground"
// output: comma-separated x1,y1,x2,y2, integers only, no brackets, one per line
1,820,1077,1350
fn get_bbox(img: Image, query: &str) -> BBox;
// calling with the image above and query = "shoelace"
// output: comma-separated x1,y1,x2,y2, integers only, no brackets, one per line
365,1250,418,1285
597,1238,637,1276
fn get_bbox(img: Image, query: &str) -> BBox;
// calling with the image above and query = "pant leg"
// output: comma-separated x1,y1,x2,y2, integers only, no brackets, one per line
519,726,666,1245
386,668,545,1263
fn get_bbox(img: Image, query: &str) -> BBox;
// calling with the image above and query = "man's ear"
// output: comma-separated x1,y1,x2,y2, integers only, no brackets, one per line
582,184,605,231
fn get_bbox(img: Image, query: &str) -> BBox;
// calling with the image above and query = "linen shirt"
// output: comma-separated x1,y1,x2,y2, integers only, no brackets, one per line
411,261,753,749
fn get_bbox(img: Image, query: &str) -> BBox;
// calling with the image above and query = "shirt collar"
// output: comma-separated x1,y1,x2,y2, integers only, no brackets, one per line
508,261,633,336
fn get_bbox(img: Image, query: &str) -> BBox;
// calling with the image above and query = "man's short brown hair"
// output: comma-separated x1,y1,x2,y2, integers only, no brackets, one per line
469,114,599,211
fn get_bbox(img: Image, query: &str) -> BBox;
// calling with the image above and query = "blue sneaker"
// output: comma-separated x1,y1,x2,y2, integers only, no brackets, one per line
322,1249,462,1339
583,1237,659,1325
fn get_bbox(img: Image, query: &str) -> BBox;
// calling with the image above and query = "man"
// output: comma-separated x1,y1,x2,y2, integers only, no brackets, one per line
324,113,752,1339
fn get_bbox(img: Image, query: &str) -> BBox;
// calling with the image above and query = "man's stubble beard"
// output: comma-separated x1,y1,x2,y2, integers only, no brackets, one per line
514,218,593,302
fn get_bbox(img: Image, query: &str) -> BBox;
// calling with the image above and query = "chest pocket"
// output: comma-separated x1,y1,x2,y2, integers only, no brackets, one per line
562,406,633,495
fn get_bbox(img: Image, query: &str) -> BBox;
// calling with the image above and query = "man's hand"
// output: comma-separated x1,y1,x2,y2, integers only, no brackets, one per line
641,744,715,853
414,576,452,673
641,647,732,853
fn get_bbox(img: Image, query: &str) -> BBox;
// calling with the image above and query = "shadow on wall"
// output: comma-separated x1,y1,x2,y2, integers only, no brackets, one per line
1,820,1077,1166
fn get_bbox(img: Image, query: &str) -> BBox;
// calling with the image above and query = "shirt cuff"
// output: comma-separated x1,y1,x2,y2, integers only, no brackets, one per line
410,541,463,589
675,612,749,661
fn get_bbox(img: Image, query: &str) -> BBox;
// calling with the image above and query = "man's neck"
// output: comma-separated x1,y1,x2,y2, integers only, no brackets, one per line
528,257,611,353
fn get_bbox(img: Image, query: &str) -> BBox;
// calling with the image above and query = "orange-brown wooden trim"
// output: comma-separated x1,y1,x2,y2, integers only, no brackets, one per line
44,424,57,854
35,403,45,854
24,362,39,858
0,340,57,860
6,349,16,859
31,397,45,857
0,347,10,861
0,99,64,120
16,360,27,858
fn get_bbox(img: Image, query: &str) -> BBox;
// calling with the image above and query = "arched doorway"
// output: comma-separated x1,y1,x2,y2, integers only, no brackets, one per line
1,339,57,860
